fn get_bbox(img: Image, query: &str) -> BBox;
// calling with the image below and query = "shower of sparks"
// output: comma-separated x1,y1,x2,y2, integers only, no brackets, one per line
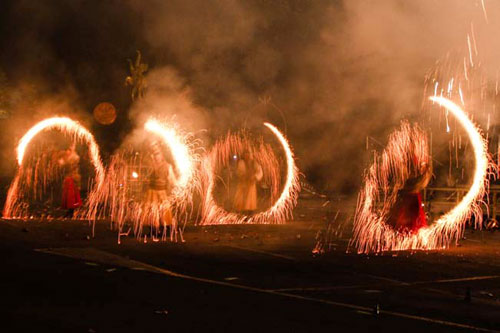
84,118,200,243
350,98,492,253
422,20,498,181
144,119,195,194
200,122,300,225
3,117,105,219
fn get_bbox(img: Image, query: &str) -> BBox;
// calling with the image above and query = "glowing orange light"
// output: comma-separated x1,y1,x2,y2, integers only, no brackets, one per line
350,97,492,253
3,117,105,218
84,117,200,243
144,118,195,196
201,122,300,225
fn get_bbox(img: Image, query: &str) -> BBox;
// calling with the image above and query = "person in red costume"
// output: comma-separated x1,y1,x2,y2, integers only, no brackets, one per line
387,161,432,233
62,167,82,218
60,144,82,218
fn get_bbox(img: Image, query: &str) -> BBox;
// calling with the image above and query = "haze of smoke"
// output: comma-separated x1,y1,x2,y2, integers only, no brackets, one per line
2,0,500,194
0,85,91,178
130,0,500,193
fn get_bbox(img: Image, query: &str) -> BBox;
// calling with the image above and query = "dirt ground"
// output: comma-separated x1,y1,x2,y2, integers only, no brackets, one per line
0,197,499,332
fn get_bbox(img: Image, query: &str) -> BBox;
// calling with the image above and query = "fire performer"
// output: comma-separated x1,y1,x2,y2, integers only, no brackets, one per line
234,150,263,215
60,144,82,218
145,141,176,236
387,160,432,233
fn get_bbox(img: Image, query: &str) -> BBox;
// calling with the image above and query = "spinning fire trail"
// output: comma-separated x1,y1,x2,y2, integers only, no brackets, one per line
84,118,200,242
350,97,492,253
201,122,300,225
3,117,105,219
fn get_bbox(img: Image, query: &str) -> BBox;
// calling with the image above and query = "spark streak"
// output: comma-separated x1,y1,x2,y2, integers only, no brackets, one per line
481,0,489,24
84,118,200,242
3,117,104,218
145,119,195,194
350,97,492,253
201,122,300,225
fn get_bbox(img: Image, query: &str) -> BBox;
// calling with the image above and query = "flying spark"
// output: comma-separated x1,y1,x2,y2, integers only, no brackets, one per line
200,122,300,225
3,117,104,219
350,97,492,253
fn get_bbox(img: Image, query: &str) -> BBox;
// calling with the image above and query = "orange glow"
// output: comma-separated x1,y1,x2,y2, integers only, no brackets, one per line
350,97,492,253
84,118,200,243
3,117,104,218
144,118,196,196
200,122,300,225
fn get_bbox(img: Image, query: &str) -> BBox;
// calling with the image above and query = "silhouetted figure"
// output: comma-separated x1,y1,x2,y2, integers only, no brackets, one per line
145,141,176,237
387,161,432,233
60,144,82,218
234,150,263,215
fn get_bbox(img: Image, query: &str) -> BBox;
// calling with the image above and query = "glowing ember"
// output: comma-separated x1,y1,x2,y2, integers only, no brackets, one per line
350,97,492,253
3,117,105,219
84,118,200,243
200,122,300,225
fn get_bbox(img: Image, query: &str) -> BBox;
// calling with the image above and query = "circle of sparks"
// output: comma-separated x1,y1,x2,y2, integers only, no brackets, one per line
3,117,105,218
144,118,198,201
200,122,300,225
350,97,491,253
84,117,200,242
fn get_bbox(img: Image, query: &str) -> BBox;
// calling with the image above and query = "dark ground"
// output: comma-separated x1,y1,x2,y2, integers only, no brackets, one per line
0,197,499,332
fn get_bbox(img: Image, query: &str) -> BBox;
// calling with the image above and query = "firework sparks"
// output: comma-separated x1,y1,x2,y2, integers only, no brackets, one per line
84,118,200,243
429,96,491,228
200,122,300,225
3,117,105,219
350,98,492,253
144,119,196,195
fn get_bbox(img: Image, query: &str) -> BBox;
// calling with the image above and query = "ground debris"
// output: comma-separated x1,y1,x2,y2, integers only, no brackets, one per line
479,291,494,297
154,310,169,316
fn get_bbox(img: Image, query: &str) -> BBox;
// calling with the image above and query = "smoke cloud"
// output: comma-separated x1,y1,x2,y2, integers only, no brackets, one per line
2,0,500,194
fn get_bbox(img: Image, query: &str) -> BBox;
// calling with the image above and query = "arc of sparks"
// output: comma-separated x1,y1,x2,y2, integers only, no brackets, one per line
84,117,200,242
429,96,489,229
144,118,196,196
3,117,105,218
16,117,105,181
350,97,491,253
262,122,297,216
201,122,300,225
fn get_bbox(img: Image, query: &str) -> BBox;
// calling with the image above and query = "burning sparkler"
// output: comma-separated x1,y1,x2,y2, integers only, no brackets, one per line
350,97,492,253
84,118,200,243
3,117,105,219
200,122,300,225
